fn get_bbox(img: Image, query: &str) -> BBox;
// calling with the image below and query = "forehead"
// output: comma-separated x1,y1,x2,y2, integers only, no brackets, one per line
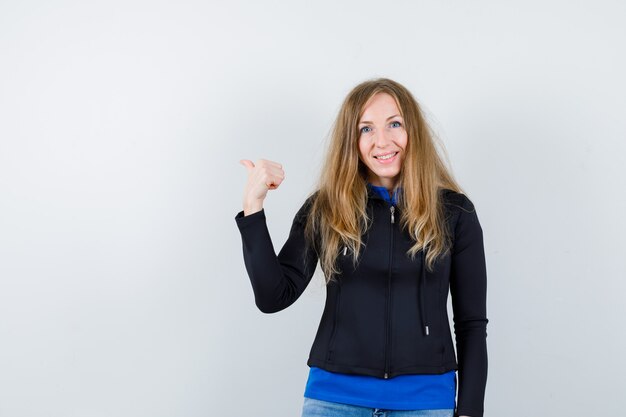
359,93,401,120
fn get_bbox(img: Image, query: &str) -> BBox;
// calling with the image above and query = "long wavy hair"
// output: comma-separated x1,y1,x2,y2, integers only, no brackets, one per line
303,77,467,285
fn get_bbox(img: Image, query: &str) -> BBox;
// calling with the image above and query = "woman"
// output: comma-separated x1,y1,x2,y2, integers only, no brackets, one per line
235,78,488,417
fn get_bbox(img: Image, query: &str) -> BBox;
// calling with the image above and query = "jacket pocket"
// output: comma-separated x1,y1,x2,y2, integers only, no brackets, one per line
326,284,341,362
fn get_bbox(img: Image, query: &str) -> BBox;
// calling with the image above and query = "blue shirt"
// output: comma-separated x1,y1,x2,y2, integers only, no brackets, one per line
303,182,456,410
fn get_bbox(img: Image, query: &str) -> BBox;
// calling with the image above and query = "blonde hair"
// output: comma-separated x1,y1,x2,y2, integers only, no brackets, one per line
303,77,467,285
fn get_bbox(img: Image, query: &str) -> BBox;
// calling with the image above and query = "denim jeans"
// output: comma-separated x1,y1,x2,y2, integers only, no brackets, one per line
301,397,455,417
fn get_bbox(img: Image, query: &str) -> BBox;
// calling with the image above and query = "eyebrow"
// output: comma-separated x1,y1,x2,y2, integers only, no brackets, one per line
359,114,402,125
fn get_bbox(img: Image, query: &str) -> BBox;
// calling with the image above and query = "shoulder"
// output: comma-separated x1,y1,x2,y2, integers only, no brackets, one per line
294,190,320,223
303,190,320,209
440,188,475,213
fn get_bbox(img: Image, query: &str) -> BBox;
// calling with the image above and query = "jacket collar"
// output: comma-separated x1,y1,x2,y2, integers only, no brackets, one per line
366,183,456,204
366,182,403,205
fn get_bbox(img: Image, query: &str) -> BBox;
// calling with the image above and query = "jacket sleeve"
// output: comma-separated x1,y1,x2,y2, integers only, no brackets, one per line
449,195,489,417
234,195,318,314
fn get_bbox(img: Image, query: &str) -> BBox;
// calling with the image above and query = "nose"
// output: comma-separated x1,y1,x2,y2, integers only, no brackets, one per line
374,128,393,148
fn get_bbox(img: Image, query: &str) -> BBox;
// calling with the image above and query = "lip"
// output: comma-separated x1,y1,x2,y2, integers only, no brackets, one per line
375,151,398,157
374,151,398,164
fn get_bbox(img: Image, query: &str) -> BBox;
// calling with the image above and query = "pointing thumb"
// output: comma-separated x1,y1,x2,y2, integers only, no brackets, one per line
239,159,255,172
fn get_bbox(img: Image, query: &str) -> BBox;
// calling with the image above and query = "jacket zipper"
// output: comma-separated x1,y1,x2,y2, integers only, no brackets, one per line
384,204,395,379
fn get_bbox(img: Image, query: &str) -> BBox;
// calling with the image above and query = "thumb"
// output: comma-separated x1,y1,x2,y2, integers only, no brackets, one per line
239,159,255,173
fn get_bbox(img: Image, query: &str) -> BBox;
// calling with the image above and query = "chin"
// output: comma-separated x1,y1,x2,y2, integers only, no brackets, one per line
373,169,400,177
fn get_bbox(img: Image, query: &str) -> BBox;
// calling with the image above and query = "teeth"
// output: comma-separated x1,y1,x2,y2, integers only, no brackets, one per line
375,152,397,160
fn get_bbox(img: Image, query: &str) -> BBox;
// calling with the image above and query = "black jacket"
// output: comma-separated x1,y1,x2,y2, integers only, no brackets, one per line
234,187,488,417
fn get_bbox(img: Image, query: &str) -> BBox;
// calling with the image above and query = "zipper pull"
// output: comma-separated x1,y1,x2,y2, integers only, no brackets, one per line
390,206,395,223
343,245,347,256
384,372,389,379
425,325,430,336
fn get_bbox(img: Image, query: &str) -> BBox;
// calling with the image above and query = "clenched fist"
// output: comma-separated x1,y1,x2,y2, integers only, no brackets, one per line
239,158,285,216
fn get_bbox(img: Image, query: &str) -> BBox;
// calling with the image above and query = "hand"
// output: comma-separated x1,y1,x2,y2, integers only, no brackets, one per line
239,158,285,214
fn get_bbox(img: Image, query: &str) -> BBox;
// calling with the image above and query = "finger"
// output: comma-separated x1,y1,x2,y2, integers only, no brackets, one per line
258,159,283,169
265,165,285,179
265,176,284,190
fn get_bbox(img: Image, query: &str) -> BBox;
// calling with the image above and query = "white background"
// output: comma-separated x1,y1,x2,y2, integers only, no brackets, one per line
1,1,624,416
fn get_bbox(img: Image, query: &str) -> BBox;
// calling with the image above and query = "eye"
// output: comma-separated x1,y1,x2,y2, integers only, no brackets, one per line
390,121,402,128
360,126,371,134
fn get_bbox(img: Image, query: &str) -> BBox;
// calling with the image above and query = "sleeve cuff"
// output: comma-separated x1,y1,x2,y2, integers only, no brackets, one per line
235,208,266,229
456,407,484,417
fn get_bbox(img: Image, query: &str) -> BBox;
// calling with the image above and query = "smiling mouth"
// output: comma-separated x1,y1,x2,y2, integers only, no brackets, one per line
374,151,399,160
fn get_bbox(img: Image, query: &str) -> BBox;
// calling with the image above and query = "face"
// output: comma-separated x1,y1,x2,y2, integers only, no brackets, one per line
357,92,407,190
